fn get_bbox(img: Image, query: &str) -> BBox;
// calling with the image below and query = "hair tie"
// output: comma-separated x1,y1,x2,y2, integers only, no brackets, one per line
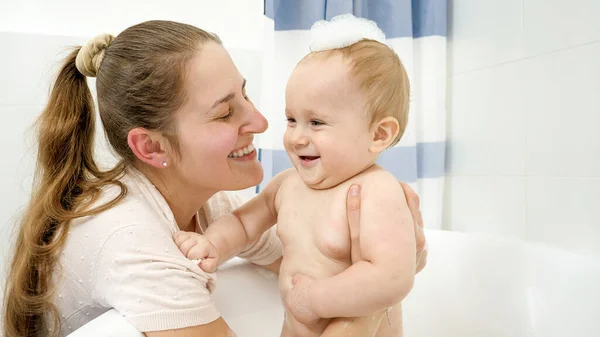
75,33,114,77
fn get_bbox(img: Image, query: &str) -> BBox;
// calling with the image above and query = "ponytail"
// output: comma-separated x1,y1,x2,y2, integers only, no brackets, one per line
3,48,126,337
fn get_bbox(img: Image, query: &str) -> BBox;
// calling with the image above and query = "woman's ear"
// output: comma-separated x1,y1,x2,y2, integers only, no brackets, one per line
127,128,171,168
369,117,400,153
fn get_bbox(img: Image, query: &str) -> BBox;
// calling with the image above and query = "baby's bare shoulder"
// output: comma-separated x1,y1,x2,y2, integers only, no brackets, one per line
353,165,400,188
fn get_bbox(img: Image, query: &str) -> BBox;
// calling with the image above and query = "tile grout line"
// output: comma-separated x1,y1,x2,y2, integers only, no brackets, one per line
452,40,600,77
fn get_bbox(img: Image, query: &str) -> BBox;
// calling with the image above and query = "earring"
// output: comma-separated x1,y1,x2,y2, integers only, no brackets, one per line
162,161,168,167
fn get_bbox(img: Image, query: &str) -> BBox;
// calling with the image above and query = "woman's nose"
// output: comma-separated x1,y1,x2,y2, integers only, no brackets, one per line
240,104,268,134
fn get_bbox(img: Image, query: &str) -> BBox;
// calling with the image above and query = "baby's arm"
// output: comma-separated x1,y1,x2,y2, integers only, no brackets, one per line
290,173,416,319
175,170,290,269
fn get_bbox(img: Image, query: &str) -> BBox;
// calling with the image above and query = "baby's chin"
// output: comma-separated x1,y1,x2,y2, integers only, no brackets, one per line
298,172,347,190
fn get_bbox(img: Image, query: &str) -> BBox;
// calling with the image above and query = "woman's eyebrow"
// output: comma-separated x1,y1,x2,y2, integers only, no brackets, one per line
210,79,247,109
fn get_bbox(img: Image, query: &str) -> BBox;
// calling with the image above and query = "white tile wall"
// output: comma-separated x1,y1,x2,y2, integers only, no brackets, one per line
448,61,527,175
449,0,524,74
526,177,600,255
445,176,527,239
523,0,600,56
0,33,88,106
525,42,600,177
0,0,265,51
446,0,600,254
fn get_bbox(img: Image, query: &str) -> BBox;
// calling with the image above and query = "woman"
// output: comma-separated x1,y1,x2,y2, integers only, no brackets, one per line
2,20,426,337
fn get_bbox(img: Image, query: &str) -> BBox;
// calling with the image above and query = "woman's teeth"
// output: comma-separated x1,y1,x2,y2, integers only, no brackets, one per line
228,144,255,158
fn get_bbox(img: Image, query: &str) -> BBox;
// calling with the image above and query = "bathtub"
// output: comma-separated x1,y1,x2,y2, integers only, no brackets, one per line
69,229,600,337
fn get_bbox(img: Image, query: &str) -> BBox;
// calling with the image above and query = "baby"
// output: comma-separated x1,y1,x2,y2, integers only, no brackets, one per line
175,15,416,337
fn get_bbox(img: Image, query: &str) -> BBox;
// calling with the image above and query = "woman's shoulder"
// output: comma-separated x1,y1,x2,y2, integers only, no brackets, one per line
203,190,251,222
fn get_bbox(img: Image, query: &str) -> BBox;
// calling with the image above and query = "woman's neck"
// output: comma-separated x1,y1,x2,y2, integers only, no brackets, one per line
136,164,215,232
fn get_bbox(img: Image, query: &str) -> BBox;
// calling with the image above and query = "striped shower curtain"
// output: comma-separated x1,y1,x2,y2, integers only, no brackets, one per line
255,0,447,229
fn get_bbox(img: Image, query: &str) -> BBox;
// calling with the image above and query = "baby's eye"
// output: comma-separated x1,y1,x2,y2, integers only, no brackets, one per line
286,117,296,124
310,120,324,126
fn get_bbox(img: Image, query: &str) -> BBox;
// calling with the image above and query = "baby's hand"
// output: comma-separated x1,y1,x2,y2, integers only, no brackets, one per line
284,274,320,327
174,231,219,272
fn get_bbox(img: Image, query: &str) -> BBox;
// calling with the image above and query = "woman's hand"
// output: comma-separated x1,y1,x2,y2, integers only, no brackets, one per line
398,182,428,273
346,182,427,273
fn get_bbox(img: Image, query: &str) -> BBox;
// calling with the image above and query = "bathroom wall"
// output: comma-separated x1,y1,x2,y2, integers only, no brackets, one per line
445,0,600,255
0,0,266,285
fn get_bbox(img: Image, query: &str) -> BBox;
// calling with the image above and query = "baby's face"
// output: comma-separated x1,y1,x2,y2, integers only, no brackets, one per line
284,54,377,189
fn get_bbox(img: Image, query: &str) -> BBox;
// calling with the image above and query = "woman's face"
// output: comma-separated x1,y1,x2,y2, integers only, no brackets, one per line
171,42,267,192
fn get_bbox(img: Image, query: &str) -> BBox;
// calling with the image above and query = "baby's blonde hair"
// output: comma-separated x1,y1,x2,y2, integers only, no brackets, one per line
305,39,410,146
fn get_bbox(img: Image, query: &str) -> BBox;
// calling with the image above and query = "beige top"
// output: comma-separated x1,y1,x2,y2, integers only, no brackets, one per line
52,168,283,336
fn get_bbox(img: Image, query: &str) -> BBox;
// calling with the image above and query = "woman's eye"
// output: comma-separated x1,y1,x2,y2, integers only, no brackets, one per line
220,109,233,120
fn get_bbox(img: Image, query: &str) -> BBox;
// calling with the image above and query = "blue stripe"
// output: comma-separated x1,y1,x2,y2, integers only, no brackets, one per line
256,141,445,191
416,141,446,178
255,148,263,194
411,0,448,38
354,0,414,39
264,0,447,38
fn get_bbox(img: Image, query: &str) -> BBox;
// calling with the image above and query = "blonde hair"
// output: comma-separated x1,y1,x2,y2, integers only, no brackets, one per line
306,39,410,147
3,20,221,337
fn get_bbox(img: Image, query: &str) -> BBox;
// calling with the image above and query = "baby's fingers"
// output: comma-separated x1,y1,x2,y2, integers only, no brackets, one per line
199,257,218,273
178,237,198,257
174,231,195,247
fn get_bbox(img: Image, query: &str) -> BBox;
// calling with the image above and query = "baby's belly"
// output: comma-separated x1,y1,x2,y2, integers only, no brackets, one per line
278,247,350,298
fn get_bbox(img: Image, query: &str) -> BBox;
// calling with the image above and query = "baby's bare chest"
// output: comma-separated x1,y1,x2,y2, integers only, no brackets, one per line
276,184,352,262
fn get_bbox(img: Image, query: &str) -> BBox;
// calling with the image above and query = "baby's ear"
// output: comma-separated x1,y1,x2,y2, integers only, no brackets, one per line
369,117,399,153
